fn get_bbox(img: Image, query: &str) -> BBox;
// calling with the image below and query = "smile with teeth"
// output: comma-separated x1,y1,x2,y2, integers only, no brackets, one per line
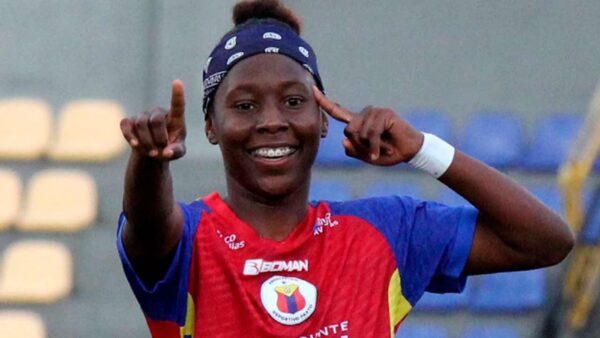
251,146,297,159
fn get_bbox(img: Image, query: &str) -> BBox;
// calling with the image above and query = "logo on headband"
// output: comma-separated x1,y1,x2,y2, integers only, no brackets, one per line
298,46,309,58
263,32,282,40
265,47,280,53
227,52,245,65
225,36,237,50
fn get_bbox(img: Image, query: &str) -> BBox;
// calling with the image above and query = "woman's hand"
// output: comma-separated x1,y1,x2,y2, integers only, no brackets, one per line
120,80,187,161
314,86,424,166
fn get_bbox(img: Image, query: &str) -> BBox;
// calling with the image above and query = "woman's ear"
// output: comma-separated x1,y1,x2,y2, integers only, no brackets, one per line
205,115,218,145
320,109,329,138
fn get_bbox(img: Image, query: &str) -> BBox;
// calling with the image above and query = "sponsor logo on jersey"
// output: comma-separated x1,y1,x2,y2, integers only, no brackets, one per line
243,259,308,276
299,320,350,338
260,276,317,326
216,230,245,251
313,213,339,236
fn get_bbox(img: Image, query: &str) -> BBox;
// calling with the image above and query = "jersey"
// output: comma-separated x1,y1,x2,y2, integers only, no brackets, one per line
117,192,478,338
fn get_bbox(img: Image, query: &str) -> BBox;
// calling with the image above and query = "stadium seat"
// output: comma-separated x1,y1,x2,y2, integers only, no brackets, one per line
525,183,563,214
310,179,352,201
461,324,522,338
0,169,21,231
361,181,426,200
17,169,97,232
404,110,453,143
48,100,127,162
315,117,363,167
460,112,525,168
0,311,46,338
468,269,546,312
522,113,584,171
396,322,449,338
0,98,52,160
0,240,72,303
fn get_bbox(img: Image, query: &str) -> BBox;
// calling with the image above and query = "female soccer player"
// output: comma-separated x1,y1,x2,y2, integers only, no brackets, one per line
117,0,574,336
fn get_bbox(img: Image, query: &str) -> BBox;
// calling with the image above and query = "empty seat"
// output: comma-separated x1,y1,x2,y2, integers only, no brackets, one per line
0,311,46,338
468,269,546,312
404,110,453,143
361,181,426,200
0,240,72,303
0,98,52,160
17,169,97,232
48,100,127,161
315,118,364,167
461,324,522,338
310,180,352,201
522,113,584,171
460,112,525,168
396,322,449,338
0,169,22,231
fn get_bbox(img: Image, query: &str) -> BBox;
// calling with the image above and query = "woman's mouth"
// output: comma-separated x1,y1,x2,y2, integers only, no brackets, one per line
250,146,298,159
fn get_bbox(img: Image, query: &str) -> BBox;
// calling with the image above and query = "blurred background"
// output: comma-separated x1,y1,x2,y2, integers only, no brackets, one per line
1,0,600,337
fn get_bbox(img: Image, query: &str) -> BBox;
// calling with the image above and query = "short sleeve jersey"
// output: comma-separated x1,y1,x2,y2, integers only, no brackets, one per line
117,192,477,338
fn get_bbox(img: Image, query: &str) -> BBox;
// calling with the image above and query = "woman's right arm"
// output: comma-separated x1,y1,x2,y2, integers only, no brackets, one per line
119,80,187,284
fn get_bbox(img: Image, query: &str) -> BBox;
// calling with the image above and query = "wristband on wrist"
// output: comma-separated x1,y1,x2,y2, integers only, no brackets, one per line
408,133,455,178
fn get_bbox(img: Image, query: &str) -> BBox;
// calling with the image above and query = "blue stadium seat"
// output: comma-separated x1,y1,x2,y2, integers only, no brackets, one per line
315,118,363,167
581,204,600,245
468,269,546,312
436,187,472,207
460,112,525,168
309,180,352,201
396,322,449,338
461,324,522,338
522,113,584,171
404,110,453,143
361,181,426,200
525,183,563,214
414,287,470,312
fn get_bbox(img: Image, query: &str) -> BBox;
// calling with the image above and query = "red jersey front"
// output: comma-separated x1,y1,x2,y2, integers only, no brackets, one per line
117,192,477,337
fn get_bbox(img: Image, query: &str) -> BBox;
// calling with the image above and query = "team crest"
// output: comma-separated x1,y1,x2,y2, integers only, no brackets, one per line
260,276,317,326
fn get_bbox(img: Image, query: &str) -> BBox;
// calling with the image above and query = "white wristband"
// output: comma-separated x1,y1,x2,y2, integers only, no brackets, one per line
408,133,455,178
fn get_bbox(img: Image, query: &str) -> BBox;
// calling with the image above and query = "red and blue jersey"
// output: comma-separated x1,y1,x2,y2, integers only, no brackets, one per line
117,192,477,337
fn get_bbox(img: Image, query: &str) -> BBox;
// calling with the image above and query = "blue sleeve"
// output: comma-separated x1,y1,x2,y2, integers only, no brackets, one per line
328,196,477,305
116,200,207,325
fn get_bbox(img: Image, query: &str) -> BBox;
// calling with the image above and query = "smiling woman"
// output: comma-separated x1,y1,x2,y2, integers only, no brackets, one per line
116,0,575,337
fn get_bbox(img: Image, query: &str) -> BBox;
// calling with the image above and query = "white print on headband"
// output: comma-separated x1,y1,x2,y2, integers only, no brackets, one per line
203,71,226,89
302,64,314,74
204,57,212,72
298,46,309,58
225,36,237,50
263,32,282,40
227,52,245,65
265,47,280,53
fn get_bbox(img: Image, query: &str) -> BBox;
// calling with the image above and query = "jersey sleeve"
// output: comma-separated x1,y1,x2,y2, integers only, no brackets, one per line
116,200,207,326
329,196,477,305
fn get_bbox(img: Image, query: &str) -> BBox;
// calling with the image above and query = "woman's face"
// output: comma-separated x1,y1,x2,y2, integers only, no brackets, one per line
207,53,327,200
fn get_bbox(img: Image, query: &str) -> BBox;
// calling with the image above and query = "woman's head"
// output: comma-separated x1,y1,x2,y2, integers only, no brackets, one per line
204,0,327,201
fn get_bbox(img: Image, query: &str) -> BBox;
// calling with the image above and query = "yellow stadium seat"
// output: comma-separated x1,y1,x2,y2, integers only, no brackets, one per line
0,169,21,231
17,169,97,232
0,98,52,160
0,240,72,303
0,311,46,338
48,100,127,161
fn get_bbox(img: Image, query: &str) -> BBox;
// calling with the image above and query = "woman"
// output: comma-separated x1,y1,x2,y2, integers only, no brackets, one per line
117,0,574,337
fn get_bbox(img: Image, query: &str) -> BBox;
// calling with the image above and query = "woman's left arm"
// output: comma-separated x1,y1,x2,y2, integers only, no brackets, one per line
313,87,575,275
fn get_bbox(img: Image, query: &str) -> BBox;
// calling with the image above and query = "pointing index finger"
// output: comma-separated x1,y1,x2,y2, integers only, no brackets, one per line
169,79,186,120
313,86,354,123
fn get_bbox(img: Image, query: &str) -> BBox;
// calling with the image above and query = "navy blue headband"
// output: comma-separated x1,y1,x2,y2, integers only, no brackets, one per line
202,21,324,113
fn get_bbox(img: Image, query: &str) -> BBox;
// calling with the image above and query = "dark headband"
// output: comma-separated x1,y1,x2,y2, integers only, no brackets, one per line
202,21,325,113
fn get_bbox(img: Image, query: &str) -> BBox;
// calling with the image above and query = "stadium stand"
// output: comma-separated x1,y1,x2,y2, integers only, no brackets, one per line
523,113,584,172
468,269,546,312
361,181,426,199
0,240,72,303
404,110,454,143
459,112,525,169
0,310,46,338
0,98,52,160
0,168,21,231
16,169,97,233
460,324,522,338
315,118,364,167
47,100,127,162
309,179,353,201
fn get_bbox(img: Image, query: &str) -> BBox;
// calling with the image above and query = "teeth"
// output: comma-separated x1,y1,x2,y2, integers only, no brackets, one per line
253,147,295,158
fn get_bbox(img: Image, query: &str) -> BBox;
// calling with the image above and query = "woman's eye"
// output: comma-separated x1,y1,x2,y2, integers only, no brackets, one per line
285,97,304,108
235,102,255,111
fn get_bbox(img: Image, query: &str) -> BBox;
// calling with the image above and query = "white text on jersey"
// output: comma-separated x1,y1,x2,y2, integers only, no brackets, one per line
243,259,309,276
